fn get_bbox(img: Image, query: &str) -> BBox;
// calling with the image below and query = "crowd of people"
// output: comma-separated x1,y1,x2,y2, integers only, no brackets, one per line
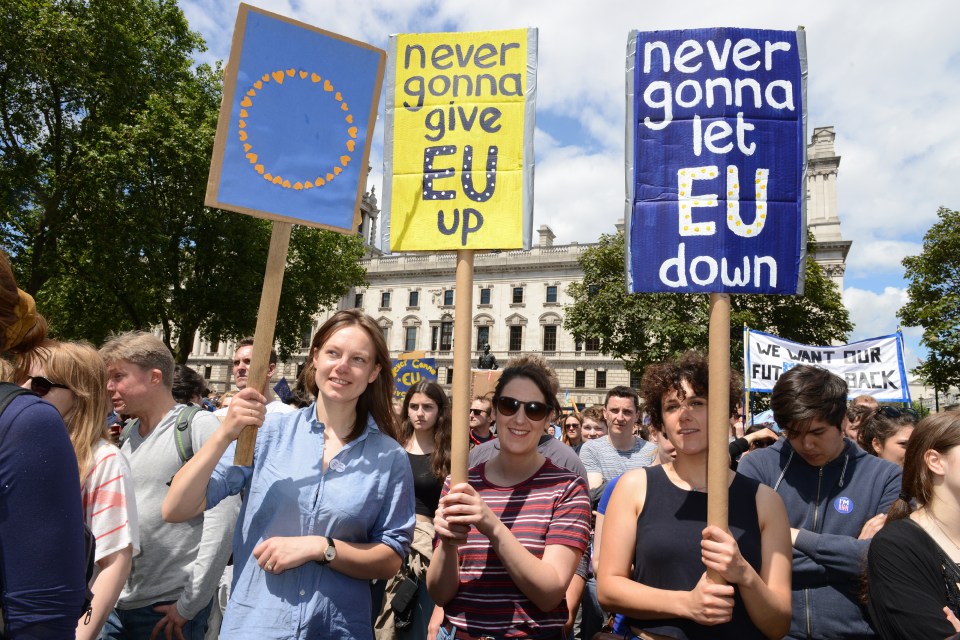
1,247,960,639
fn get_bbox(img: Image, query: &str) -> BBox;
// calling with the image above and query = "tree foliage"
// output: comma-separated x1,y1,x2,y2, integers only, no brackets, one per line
564,230,853,375
0,0,367,362
898,207,960,392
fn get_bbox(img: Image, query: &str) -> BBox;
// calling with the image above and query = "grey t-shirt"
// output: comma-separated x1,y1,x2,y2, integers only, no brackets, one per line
119,404,240,619
578,435,658,482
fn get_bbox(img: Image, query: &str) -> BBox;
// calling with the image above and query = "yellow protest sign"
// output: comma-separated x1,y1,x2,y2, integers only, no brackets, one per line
384,29,537,251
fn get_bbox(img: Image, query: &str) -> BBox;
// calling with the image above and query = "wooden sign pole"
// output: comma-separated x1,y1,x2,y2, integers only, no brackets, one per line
234,221,292,465
449,250,475,485
707,292,731,579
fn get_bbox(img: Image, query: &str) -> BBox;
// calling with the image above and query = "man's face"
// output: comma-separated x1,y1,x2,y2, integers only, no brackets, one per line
604,395,638,436
106,360,158,415
469,399,493,430
232,345,253,390
787,418,846,467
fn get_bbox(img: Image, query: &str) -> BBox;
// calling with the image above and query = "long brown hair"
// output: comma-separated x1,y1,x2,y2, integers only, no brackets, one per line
42,341,112,479
560,412,582,446
888,411,960,522
397,380,451,479
299,310,397,442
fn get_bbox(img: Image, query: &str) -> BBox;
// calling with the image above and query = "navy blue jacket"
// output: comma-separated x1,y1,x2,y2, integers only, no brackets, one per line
738,437,901,639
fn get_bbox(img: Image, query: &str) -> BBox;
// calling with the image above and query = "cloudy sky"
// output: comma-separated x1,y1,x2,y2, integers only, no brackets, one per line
183,0,960,370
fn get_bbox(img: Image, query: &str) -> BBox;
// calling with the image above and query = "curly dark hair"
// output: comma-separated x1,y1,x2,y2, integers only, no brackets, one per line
640,351,741,432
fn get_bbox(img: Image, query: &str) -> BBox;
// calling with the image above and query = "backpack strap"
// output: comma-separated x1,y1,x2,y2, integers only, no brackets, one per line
117,405,200,465
118,418,140,448
0,382,30,417
173,405,201,465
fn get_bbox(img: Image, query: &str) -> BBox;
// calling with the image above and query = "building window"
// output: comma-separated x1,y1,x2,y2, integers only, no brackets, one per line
477,326,490,350
380,291,391,308
630,370,642,389
480,288,491,305
546,285,558,303
301,326,312,349
596,370,607,389
575,370,585,388
431,326,439,351
542,325,557,352
575,340,582,352
354,293,363,308
445,368,453,385
380,325,389,345
296,363,305,378
509,326,523,351
443,289,454,306
408,291,419,307
440,321,453,351
585,337,600,351
203,365,212,380
404,326,417,352
512,287,524,304
207,337,220,354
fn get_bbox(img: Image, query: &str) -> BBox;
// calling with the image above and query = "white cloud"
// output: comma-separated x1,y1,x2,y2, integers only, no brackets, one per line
844,239,921,278
843,285,925,366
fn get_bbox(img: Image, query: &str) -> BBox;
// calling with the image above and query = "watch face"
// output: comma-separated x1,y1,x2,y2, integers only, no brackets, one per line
325,541,336,562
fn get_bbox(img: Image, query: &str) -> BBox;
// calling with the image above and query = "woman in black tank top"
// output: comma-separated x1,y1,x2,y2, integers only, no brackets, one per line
595,352,792,640
375,380,451,640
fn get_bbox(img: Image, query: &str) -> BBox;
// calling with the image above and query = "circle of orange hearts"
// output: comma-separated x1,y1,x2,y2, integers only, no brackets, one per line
238,68,358,191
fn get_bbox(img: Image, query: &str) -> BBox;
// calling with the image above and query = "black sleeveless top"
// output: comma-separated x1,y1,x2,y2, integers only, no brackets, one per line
626,465,765,640
408,452,443,517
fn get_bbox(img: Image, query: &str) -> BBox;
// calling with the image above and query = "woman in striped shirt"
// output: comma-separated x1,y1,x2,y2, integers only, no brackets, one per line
25,341,140,639
427,355,591,639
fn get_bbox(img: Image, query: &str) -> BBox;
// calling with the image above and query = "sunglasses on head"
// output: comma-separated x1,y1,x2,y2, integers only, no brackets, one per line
877,406,919,421
496,396,552,422
469,408,489,417
29,375,70,398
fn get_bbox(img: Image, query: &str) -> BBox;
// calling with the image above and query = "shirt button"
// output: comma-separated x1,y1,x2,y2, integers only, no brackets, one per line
299,589,306,597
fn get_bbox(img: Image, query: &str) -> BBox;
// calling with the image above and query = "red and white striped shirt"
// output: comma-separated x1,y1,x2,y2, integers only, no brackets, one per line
82,439,140,564
442,460,590,638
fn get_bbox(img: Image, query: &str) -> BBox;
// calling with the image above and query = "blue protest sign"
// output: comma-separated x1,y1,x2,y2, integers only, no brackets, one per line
206,4,385,233
626,28,807,294
391,358,439,402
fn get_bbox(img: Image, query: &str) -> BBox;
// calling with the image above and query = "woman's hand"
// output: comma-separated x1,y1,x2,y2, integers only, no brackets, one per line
700,525,750,585
438,483,498,539
433,502,470,547
686,571,735,625
220,388,267,441
253,536,322,574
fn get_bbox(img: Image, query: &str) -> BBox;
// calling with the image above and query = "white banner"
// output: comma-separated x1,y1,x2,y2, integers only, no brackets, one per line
744,329,911,402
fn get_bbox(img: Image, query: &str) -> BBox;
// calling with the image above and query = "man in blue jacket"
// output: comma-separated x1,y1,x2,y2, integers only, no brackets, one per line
738,365,901,639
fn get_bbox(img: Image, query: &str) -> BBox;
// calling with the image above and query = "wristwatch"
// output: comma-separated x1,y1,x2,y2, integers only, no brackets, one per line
318,536,336,565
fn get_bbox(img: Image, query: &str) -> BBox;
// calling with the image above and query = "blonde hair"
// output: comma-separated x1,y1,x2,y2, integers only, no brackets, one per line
43,341,111,479
99,331,174,387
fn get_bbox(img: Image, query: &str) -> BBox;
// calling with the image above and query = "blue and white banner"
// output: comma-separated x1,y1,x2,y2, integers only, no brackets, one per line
626,28,807,294
744,328,912,402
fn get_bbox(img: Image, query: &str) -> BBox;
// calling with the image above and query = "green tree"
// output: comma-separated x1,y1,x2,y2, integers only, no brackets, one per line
898,207,960,393
1,0,367,362
564,230,852,375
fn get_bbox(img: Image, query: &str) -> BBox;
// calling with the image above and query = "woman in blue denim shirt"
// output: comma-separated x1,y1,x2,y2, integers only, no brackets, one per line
163,310,416,640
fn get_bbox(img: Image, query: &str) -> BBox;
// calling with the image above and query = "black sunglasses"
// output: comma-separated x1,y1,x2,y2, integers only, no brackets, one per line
496,396,552,422
29,375,70,397
469,408,489,417
878,406,919,421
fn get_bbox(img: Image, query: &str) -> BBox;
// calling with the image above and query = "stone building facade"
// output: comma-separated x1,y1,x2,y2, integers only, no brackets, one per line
189,127,849,408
